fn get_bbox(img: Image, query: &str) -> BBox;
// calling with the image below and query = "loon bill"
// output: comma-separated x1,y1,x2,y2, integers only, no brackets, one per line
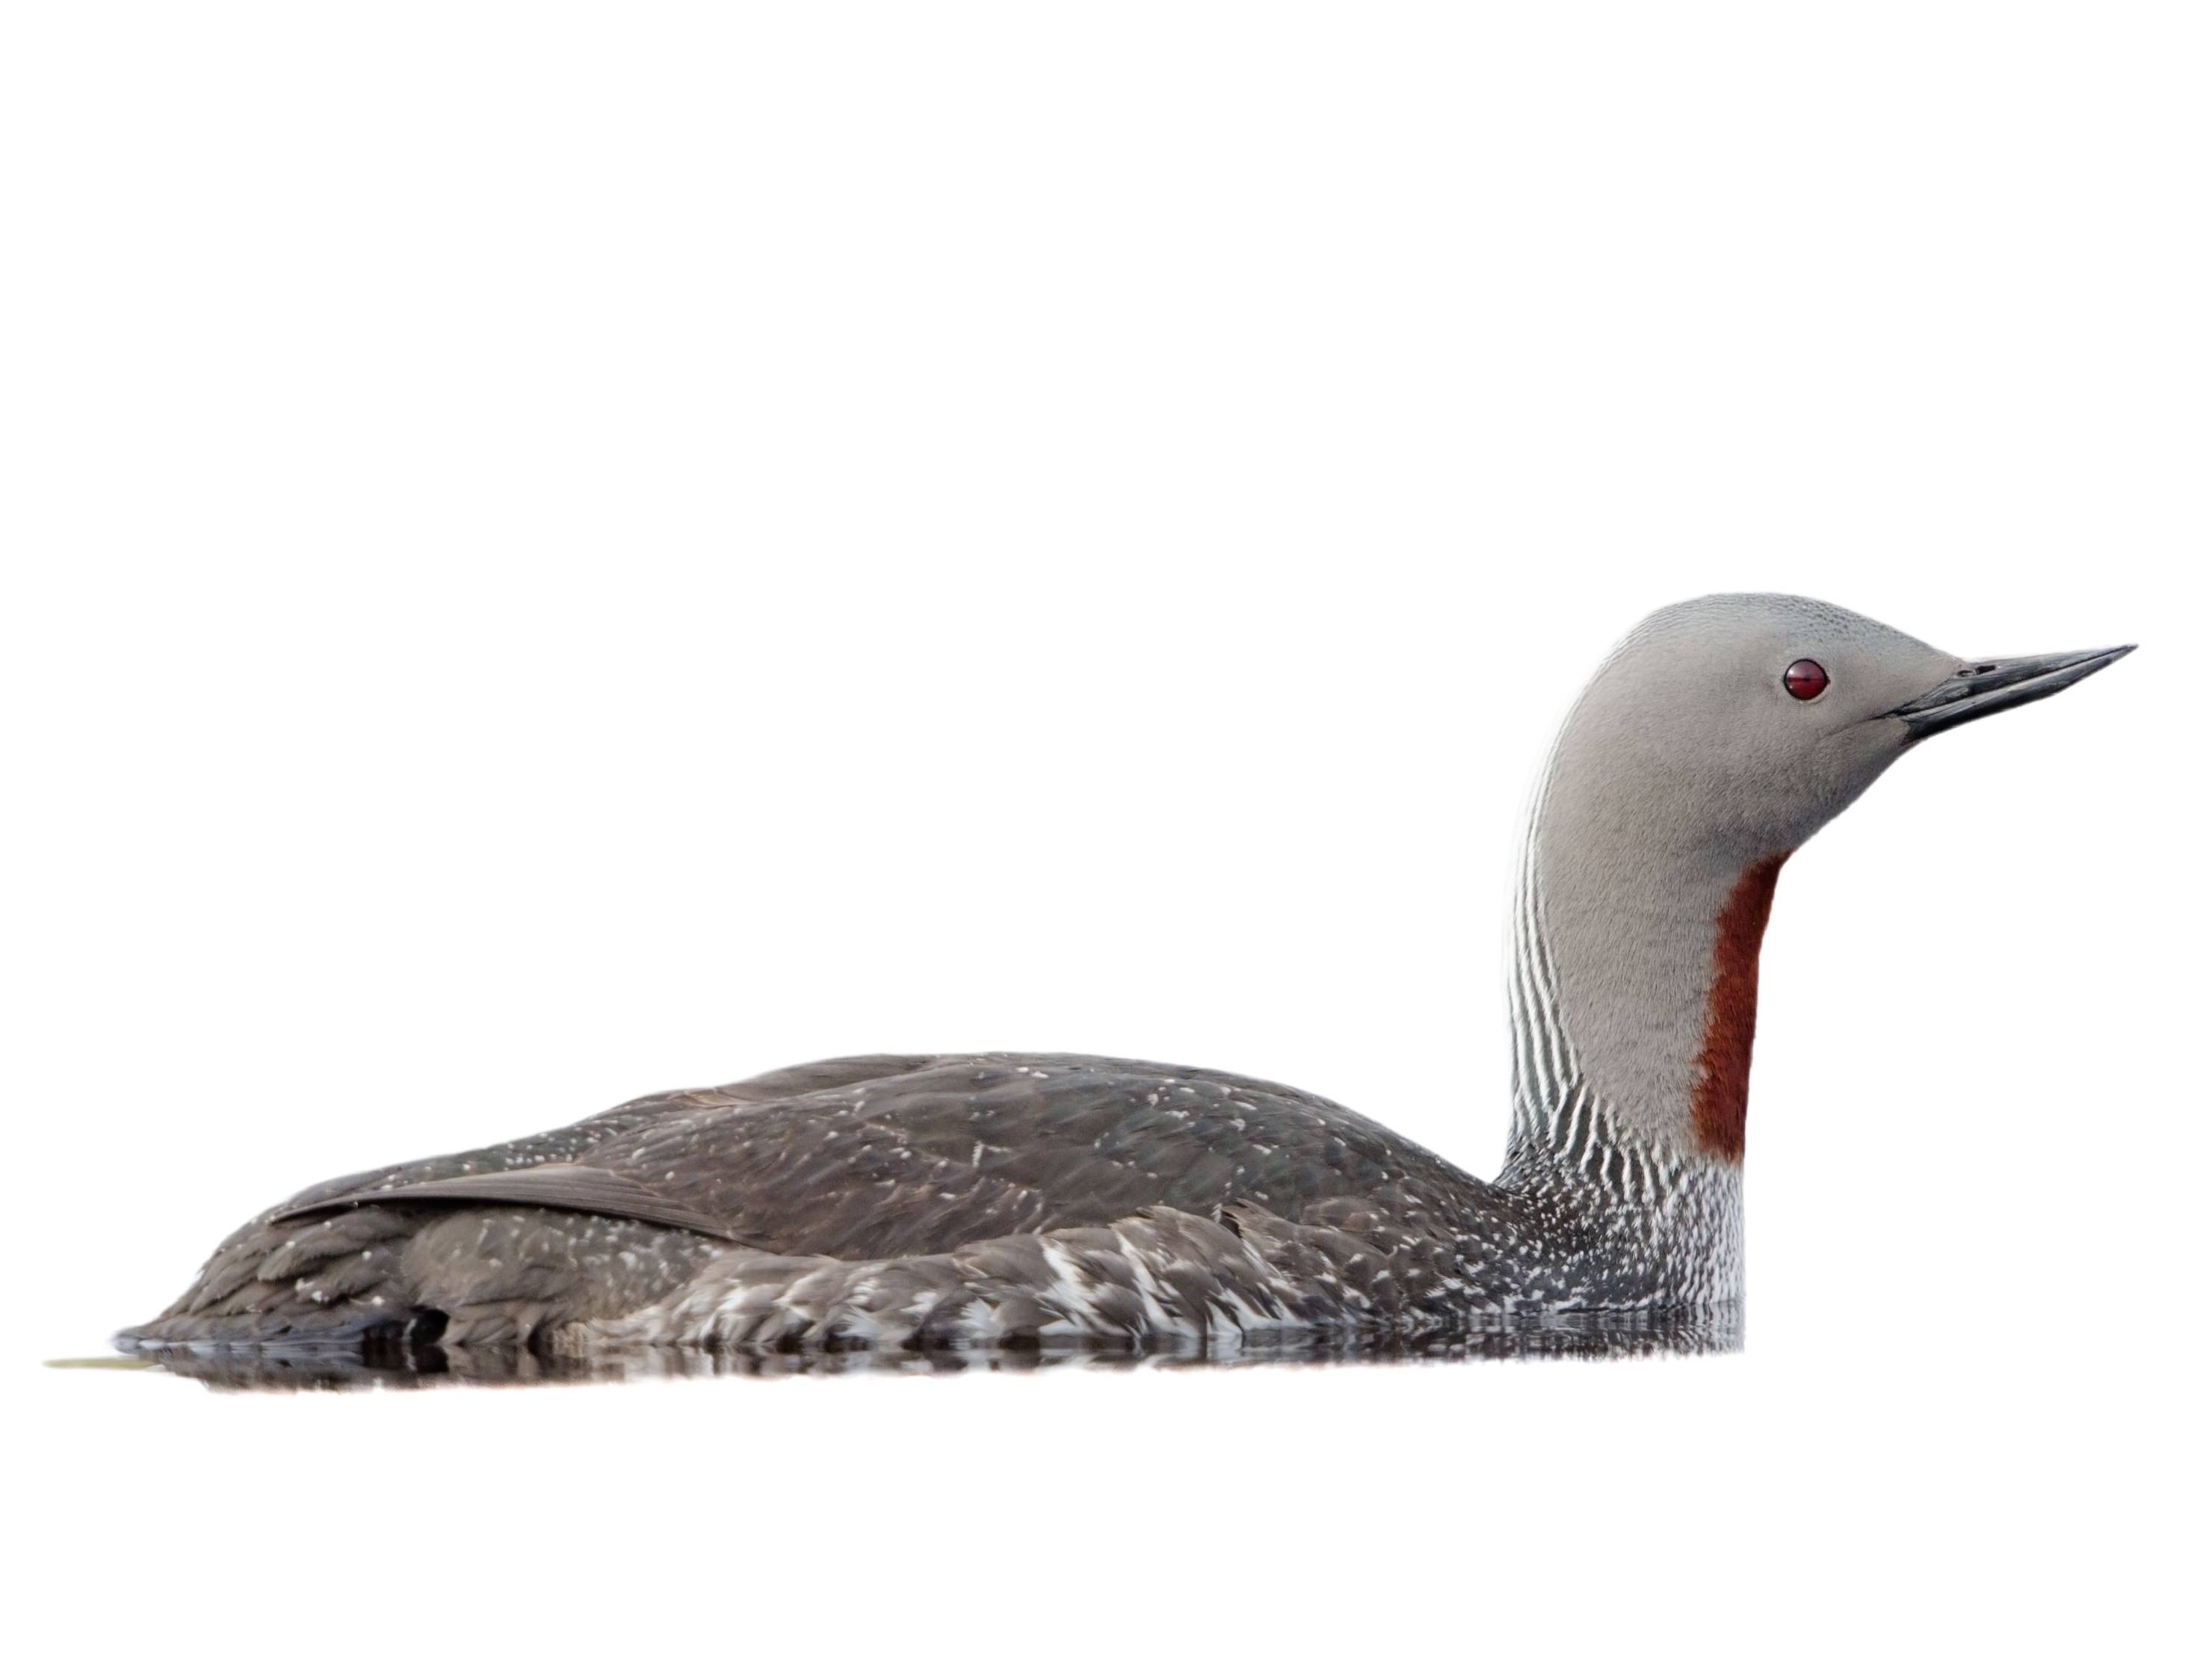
118,595,2133,1359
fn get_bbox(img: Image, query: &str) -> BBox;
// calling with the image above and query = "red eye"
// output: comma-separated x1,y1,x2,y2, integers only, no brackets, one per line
1784,659,1829,700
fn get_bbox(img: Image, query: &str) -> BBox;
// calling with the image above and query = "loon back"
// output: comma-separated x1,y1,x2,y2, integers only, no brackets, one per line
274,1053,1502,1263
122,1054,1542,1352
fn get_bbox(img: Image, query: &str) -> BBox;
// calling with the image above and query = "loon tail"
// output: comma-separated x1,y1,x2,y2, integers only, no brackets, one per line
117,1196,726,1352
116,1204,438,1350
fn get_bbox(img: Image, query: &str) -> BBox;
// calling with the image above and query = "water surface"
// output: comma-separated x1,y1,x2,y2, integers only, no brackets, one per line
90,1307,1742,1391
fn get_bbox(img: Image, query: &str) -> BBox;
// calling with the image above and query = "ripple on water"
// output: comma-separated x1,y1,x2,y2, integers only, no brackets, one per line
78,1306,1743,1391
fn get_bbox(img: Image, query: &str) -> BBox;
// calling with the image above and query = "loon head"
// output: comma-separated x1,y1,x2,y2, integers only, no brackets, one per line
1517,593,2133,1175
1551,592,2134,866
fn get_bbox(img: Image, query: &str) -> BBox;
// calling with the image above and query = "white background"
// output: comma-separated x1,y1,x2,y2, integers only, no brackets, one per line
4,5,2205,1653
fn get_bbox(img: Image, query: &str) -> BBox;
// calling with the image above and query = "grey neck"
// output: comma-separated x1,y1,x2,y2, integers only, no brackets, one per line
1498,732,1773,1305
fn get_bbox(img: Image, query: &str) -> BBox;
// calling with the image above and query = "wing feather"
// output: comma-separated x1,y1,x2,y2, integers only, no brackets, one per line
271,1163,757,1244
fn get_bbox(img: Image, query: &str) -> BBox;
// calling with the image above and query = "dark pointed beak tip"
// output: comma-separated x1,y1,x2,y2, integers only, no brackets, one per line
1888,642,2137,740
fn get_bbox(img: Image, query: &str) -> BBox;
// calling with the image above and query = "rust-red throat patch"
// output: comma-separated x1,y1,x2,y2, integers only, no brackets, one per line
1690,853,1791,1162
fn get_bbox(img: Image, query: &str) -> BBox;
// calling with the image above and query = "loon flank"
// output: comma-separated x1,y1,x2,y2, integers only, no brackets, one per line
119,595,2132,1359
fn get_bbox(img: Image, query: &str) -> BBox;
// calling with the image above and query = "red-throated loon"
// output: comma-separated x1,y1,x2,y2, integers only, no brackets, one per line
117,595,2132,1364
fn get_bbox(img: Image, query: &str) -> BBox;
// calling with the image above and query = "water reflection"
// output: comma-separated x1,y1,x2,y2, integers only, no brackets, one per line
99,1309,1741,1391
